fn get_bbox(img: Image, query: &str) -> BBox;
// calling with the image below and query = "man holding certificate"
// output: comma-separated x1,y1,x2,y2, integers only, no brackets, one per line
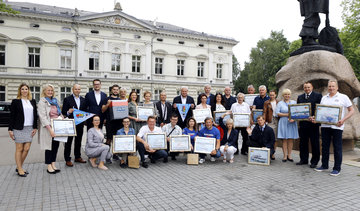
314,80,354,176
137,116,168,165
197,117,221,164
162,114,182,160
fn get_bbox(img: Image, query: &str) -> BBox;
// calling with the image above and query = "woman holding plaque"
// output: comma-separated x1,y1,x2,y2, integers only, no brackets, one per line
219,114,238,163
196,93,211,110
183,117,198,151
37,84,63,174
263,90,279,160
139,91,158,116
211,93,226,139
8,83,38,177
86,115,112,170
128,91,143,134
275,89,299,162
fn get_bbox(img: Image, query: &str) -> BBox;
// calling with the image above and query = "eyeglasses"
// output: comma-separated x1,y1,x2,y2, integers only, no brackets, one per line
123,121,130,123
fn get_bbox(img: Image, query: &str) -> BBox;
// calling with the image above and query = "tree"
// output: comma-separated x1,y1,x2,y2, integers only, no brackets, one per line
234,31,290,93
0,0,19,14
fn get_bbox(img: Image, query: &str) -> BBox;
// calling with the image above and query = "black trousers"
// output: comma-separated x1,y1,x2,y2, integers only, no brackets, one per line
45,139,59,164
106,119,123,141
299,125,320,165
238,128,249,154
64,124,84,161
137,142,146,162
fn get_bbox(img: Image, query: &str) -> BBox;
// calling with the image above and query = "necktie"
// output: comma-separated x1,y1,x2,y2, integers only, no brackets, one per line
306,94,309,99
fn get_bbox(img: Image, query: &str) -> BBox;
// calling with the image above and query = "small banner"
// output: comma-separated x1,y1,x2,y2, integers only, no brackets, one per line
73,109,95,125
177,104,191,122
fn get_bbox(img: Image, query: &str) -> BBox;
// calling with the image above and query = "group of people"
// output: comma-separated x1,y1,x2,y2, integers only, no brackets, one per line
8,79,354,177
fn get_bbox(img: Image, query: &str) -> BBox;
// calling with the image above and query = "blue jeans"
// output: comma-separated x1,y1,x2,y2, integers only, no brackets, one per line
150,149,168,161
321,128,343,171
199,150,221,159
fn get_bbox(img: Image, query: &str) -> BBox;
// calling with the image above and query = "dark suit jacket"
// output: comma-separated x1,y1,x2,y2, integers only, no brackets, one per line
249,124,275,149
297,91,322,128
62,95,86,119
197,93,214,105
224,95,236,110
172,95,195,128
84,91,107,120
8,99,37,131
155,101,173,125
219,117,238,147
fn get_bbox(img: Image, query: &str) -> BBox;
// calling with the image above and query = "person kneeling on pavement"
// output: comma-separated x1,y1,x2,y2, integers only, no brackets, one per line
198,117,221,163
219,113,238,163
247,115,275,160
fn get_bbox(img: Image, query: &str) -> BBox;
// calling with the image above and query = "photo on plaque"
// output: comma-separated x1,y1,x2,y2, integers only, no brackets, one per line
315,105,342,125
252,109,263,123
213,110,231,125
137,106,154,121
248,147,270,166
169,135,191,152
112,135,136,154
244,94,258,106
288,103,311,121
146,133,167,150
194,137,216,154
193,108,212,123
51,119,76,136
233,113,250,128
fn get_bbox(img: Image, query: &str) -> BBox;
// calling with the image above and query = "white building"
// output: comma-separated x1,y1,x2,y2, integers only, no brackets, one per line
0,1,238,103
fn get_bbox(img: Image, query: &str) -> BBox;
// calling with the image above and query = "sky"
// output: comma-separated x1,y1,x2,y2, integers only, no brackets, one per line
10,0,345,68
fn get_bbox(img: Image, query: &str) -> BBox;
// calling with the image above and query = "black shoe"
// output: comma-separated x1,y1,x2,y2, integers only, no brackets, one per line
16,169,29,174
120,162,127,168
150,159,156,164
310,164,317,168
287,157,294,162
171,156,176,161
271,157,275,161
282,159,287,162
163,157,168,163
296,161,308,165
141,162,149,168
106,159,112,164
53,169,61,173
113,154,120,161
17,172,27,177
47,169,56,174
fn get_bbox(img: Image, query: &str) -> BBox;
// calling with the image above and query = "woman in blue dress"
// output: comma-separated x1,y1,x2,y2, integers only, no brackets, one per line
275,89,299,162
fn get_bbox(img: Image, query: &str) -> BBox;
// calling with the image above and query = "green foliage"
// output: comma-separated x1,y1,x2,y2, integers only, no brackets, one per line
0,0,19,14
234,31,290,93
340,0,360,80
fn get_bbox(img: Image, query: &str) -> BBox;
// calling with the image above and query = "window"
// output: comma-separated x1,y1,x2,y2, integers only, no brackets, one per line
0,86,5,101
0,45,5,65
216,64,223,78
197,62,204,77
154,89,161,101
30,86,40,102
155,58,163,74
89,52,99,70
28,47,40,67
60,87,72,103
111,54,121,71
60,49,72,69
132,56,141,73
177,60,185,76
88,87,93,92
176,90,180,96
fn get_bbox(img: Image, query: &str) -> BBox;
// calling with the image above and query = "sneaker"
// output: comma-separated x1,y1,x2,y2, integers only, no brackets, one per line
106,159,112,164
210,157,216,162
314,166,328,172
199,158,205,164
330,170,340,176
223,159,227,163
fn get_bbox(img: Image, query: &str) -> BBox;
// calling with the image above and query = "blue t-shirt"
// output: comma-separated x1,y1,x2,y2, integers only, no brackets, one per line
253,95,270,110
183,128,197,141
198,127,220,140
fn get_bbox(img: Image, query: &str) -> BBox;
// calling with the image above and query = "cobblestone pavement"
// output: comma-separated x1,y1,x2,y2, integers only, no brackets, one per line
0,152,360,211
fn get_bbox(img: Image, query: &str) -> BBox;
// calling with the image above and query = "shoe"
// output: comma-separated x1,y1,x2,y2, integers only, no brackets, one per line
199,158,205,164
74,158,87,163
310,164,317,168
223,159,227,163
210,157,216,162
46,169,56,174
119,162,127,168
66,161,74,167
330,170,340,176
163,157,168,163
17,172,27,177
112,155,120,161
296,161,308,165
98,165,108,170
282,159,287,162
150,159,156,164
53,169,61,173
171,156,176,161
229,159,234,163
287,157,294,162
271,157,275,161
314,166,328,172
16,169,29,174
89,159,98,168
141,162,149,168
106,159,112,164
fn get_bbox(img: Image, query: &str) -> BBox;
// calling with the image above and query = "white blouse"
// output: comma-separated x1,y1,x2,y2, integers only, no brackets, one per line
22,99,34,126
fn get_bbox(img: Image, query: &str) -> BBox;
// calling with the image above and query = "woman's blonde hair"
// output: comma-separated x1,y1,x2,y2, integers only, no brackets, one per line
16,83,32,100
282,89,291,97
41,84,55,98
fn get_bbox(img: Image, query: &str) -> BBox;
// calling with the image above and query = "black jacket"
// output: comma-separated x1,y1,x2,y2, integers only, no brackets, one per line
249,124,275,149
61,94,86,119
155,101,173,125
8,99,38,131
219,117,238,147
297,91,322,128
172,95,195,128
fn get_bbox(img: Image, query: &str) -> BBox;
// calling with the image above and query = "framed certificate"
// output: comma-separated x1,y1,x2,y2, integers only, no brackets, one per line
137,106,154,121
315,104,342,125
193,108,212,123
248,147,270,166
252,109,263,123
244,94,258,106
146,133,167,150
194,136,216,154
169,135,191,152
51,119,76,136
233,113,250,128
288,103,311,121
112,135,136,154
213,110,231,125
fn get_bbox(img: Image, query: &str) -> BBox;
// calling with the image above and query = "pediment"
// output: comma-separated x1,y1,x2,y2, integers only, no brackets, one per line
78,11,154,30
56,39,76,46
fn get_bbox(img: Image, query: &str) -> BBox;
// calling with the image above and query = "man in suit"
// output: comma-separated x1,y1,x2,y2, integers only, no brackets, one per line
155,91,173,127
172,86,195,129
61,84,87,167
197,84,214,105
85,79,107,130
224,86,236,110
296,82,322,168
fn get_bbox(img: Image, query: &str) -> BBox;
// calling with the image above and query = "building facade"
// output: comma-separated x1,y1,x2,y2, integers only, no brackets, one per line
0,2,238,103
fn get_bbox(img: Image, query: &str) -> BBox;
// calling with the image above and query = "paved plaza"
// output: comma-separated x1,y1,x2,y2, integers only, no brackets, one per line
0,149,360,211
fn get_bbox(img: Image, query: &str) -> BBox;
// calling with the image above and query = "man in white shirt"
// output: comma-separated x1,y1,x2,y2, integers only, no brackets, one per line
137,116,168,164
162,114,182,160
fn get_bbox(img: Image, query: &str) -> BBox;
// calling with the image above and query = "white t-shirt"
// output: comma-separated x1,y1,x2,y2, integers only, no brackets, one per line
320,92,352,130
22,99,34,126
230,102,251,114
270,101,277,117
137,125,163,140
